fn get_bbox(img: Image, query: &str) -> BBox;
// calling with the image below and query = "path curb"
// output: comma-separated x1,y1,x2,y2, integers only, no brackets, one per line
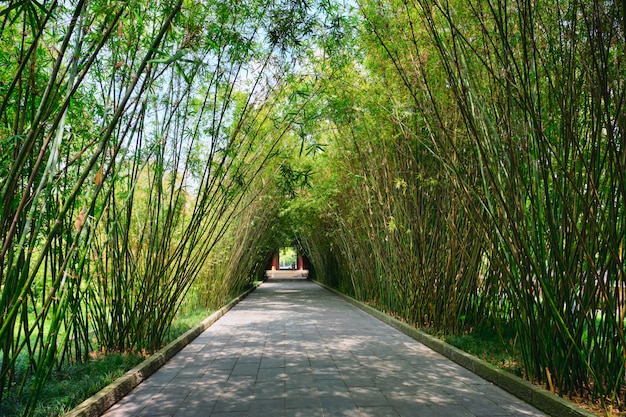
313,280,597,417
64,283,261,417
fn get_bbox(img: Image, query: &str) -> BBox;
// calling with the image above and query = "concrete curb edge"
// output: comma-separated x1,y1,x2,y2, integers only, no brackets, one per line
312,280,597,417
64,282,261,417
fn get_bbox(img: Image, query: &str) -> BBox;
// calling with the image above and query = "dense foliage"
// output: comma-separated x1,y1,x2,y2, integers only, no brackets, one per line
297,0,625,412
0,0,336,414
1,0,624,415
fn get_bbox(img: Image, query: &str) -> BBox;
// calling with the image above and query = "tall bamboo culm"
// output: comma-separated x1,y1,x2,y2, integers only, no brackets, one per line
302,0,624,411
0,0,321,414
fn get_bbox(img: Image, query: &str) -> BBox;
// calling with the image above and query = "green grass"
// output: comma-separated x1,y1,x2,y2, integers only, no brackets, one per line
164,307,214,344
443,327,524,377
1,352,144,417
1,307,213,417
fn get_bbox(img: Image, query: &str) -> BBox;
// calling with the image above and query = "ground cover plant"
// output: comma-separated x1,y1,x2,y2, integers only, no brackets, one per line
2,306,213,417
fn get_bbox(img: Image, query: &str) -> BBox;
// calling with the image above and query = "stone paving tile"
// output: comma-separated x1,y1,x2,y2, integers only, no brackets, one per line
253,381,285,399
286,410,324,417
249,398,285,416
285,387,321,409
103,278,547,417
358,406,400,417
319,392,358,412
349,387,391,407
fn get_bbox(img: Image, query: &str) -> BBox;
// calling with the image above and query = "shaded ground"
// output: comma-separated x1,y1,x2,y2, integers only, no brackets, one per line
103,278,547,417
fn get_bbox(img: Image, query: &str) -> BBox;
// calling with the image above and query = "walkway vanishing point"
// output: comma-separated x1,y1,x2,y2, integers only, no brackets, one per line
103,277,547,417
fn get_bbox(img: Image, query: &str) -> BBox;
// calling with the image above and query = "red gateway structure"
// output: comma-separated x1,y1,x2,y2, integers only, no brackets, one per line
268,252,309,270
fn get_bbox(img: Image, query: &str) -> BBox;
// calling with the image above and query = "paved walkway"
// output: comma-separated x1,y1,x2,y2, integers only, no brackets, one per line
103,279,547,417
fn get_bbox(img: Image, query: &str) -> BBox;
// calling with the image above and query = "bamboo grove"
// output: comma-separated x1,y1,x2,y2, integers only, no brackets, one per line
1,0,625,415
0,0,341,414
297,0,626,412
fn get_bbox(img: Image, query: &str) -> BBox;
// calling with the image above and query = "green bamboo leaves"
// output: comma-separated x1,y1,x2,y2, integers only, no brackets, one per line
2,0,622,414
0,0,324,414
296,0,625,412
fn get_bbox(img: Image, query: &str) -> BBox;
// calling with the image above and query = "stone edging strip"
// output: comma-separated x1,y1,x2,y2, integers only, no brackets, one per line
64,283,261,417
312,280,597,417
